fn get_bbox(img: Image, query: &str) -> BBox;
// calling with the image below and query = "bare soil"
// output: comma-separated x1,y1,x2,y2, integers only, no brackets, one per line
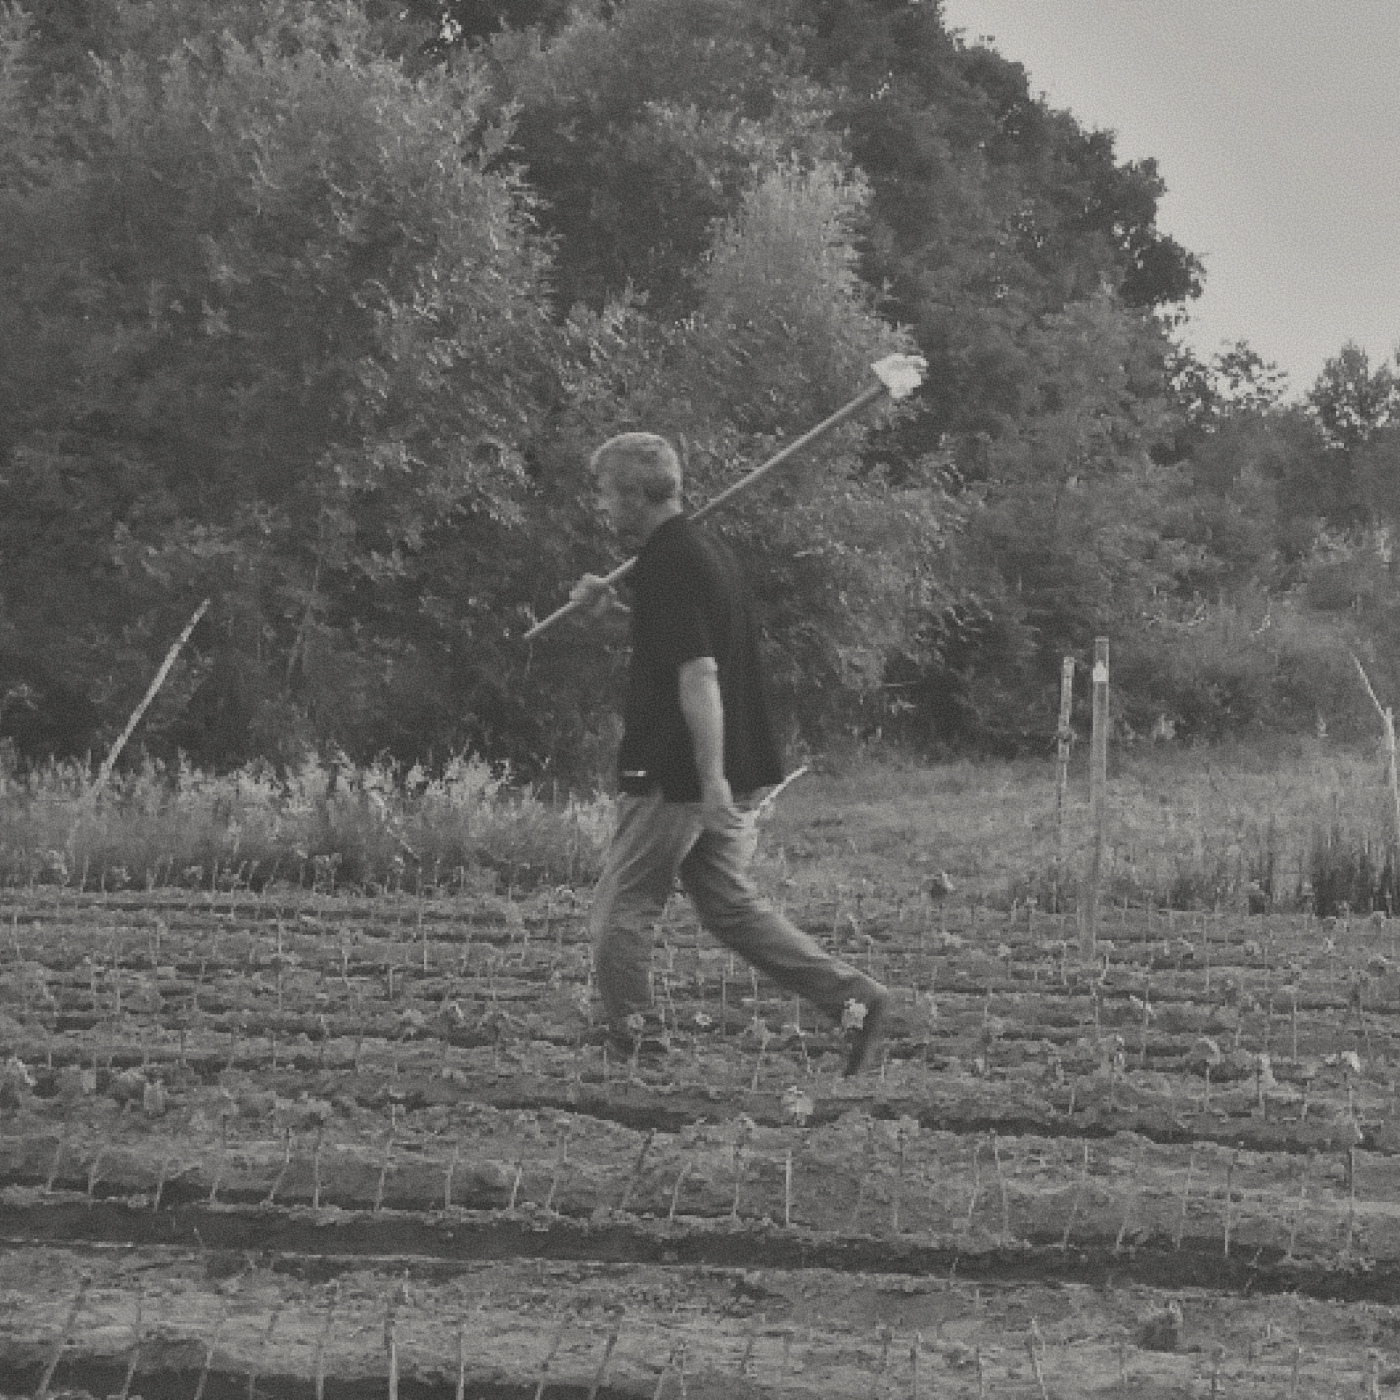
1,876,1399,1398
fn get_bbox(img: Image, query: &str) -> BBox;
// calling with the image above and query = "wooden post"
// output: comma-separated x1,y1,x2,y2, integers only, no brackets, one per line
1083,638,1109,957
1350,655,1400,885
1380,702,1400,907
1387,706,1400,876
1055,657,1075,888
587,1325,621,1400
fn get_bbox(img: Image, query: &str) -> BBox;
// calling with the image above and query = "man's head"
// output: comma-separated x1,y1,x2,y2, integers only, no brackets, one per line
590,432,683,544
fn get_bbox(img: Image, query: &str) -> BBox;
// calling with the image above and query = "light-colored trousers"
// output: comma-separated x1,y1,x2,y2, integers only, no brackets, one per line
590,789,885,1032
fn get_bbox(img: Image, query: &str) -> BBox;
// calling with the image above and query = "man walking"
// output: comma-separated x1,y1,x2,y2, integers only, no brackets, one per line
570,432,889,1075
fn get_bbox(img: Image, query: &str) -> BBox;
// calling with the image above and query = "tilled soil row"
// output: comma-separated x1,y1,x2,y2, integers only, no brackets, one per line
6,892,1395,1122
7,884,1397,997
16,981,1397,1079
3,1244,1399,1400
3,1077,1399,1297
1,1193,1398,1302
6,1030,1397,1161
11,933,1399,1027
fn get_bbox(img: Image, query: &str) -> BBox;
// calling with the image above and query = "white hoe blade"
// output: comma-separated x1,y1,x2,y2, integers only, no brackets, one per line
871,353,928,401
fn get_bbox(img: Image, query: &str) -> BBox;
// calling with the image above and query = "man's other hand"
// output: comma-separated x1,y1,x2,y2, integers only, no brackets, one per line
699,776,741,834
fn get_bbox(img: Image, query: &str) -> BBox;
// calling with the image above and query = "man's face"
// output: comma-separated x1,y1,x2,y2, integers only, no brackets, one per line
597,476,646,545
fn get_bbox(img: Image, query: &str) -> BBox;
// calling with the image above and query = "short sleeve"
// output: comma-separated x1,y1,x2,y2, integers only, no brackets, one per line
647,563,715,669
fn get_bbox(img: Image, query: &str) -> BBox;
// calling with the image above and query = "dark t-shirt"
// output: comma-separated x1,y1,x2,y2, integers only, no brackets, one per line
617,515,784,802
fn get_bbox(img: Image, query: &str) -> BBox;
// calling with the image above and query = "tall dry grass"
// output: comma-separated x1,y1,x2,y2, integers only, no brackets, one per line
0,753,614,892
1,737,1395,911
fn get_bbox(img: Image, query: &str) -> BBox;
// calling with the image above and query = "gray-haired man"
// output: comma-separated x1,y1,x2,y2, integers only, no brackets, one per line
571,431,889,1074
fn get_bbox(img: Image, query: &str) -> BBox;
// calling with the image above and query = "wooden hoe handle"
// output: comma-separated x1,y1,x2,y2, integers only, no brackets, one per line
521,359,923,644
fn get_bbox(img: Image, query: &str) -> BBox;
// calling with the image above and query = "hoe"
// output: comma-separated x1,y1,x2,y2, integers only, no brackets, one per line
521,352,927,641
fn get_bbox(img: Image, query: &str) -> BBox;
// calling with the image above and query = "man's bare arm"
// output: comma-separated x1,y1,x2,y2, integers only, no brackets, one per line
678,657,734,826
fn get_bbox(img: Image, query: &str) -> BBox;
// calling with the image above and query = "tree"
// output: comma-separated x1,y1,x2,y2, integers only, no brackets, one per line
674,161,930,734
792,0,1200,457
1307,341,1400,451
472,0,1206,753
517,158,935,750
1354,425,1400,526
482,0,834,319
407,0,573,55
1,1,564,765
6,0,1266,769
1166,340,1289,448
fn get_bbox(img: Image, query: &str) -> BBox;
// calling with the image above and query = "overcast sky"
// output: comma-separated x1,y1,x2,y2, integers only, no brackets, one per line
938,0,1400,398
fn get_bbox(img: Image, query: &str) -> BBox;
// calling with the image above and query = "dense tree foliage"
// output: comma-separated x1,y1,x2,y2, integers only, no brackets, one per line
2,0,1398,778
2,3,573,766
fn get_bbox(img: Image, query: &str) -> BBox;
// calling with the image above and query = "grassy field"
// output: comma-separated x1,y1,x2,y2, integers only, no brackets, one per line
763,735,1400,915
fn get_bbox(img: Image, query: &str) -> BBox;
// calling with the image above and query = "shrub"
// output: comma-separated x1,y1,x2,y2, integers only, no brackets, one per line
1115,598,1370,743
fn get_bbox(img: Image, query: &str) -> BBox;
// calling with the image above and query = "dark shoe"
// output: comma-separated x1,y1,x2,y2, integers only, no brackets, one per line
842,993,889,1077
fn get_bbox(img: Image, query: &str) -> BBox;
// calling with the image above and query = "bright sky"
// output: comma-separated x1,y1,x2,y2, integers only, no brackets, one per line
938,0,1400,398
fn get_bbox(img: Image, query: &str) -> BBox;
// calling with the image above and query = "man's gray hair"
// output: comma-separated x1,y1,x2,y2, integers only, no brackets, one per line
590,432,682,505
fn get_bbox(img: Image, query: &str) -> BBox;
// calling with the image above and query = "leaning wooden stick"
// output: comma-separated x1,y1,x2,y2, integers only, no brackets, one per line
116,1293,143,1400
91,597,211,796
1352,653,1400,864
521,355,927,641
